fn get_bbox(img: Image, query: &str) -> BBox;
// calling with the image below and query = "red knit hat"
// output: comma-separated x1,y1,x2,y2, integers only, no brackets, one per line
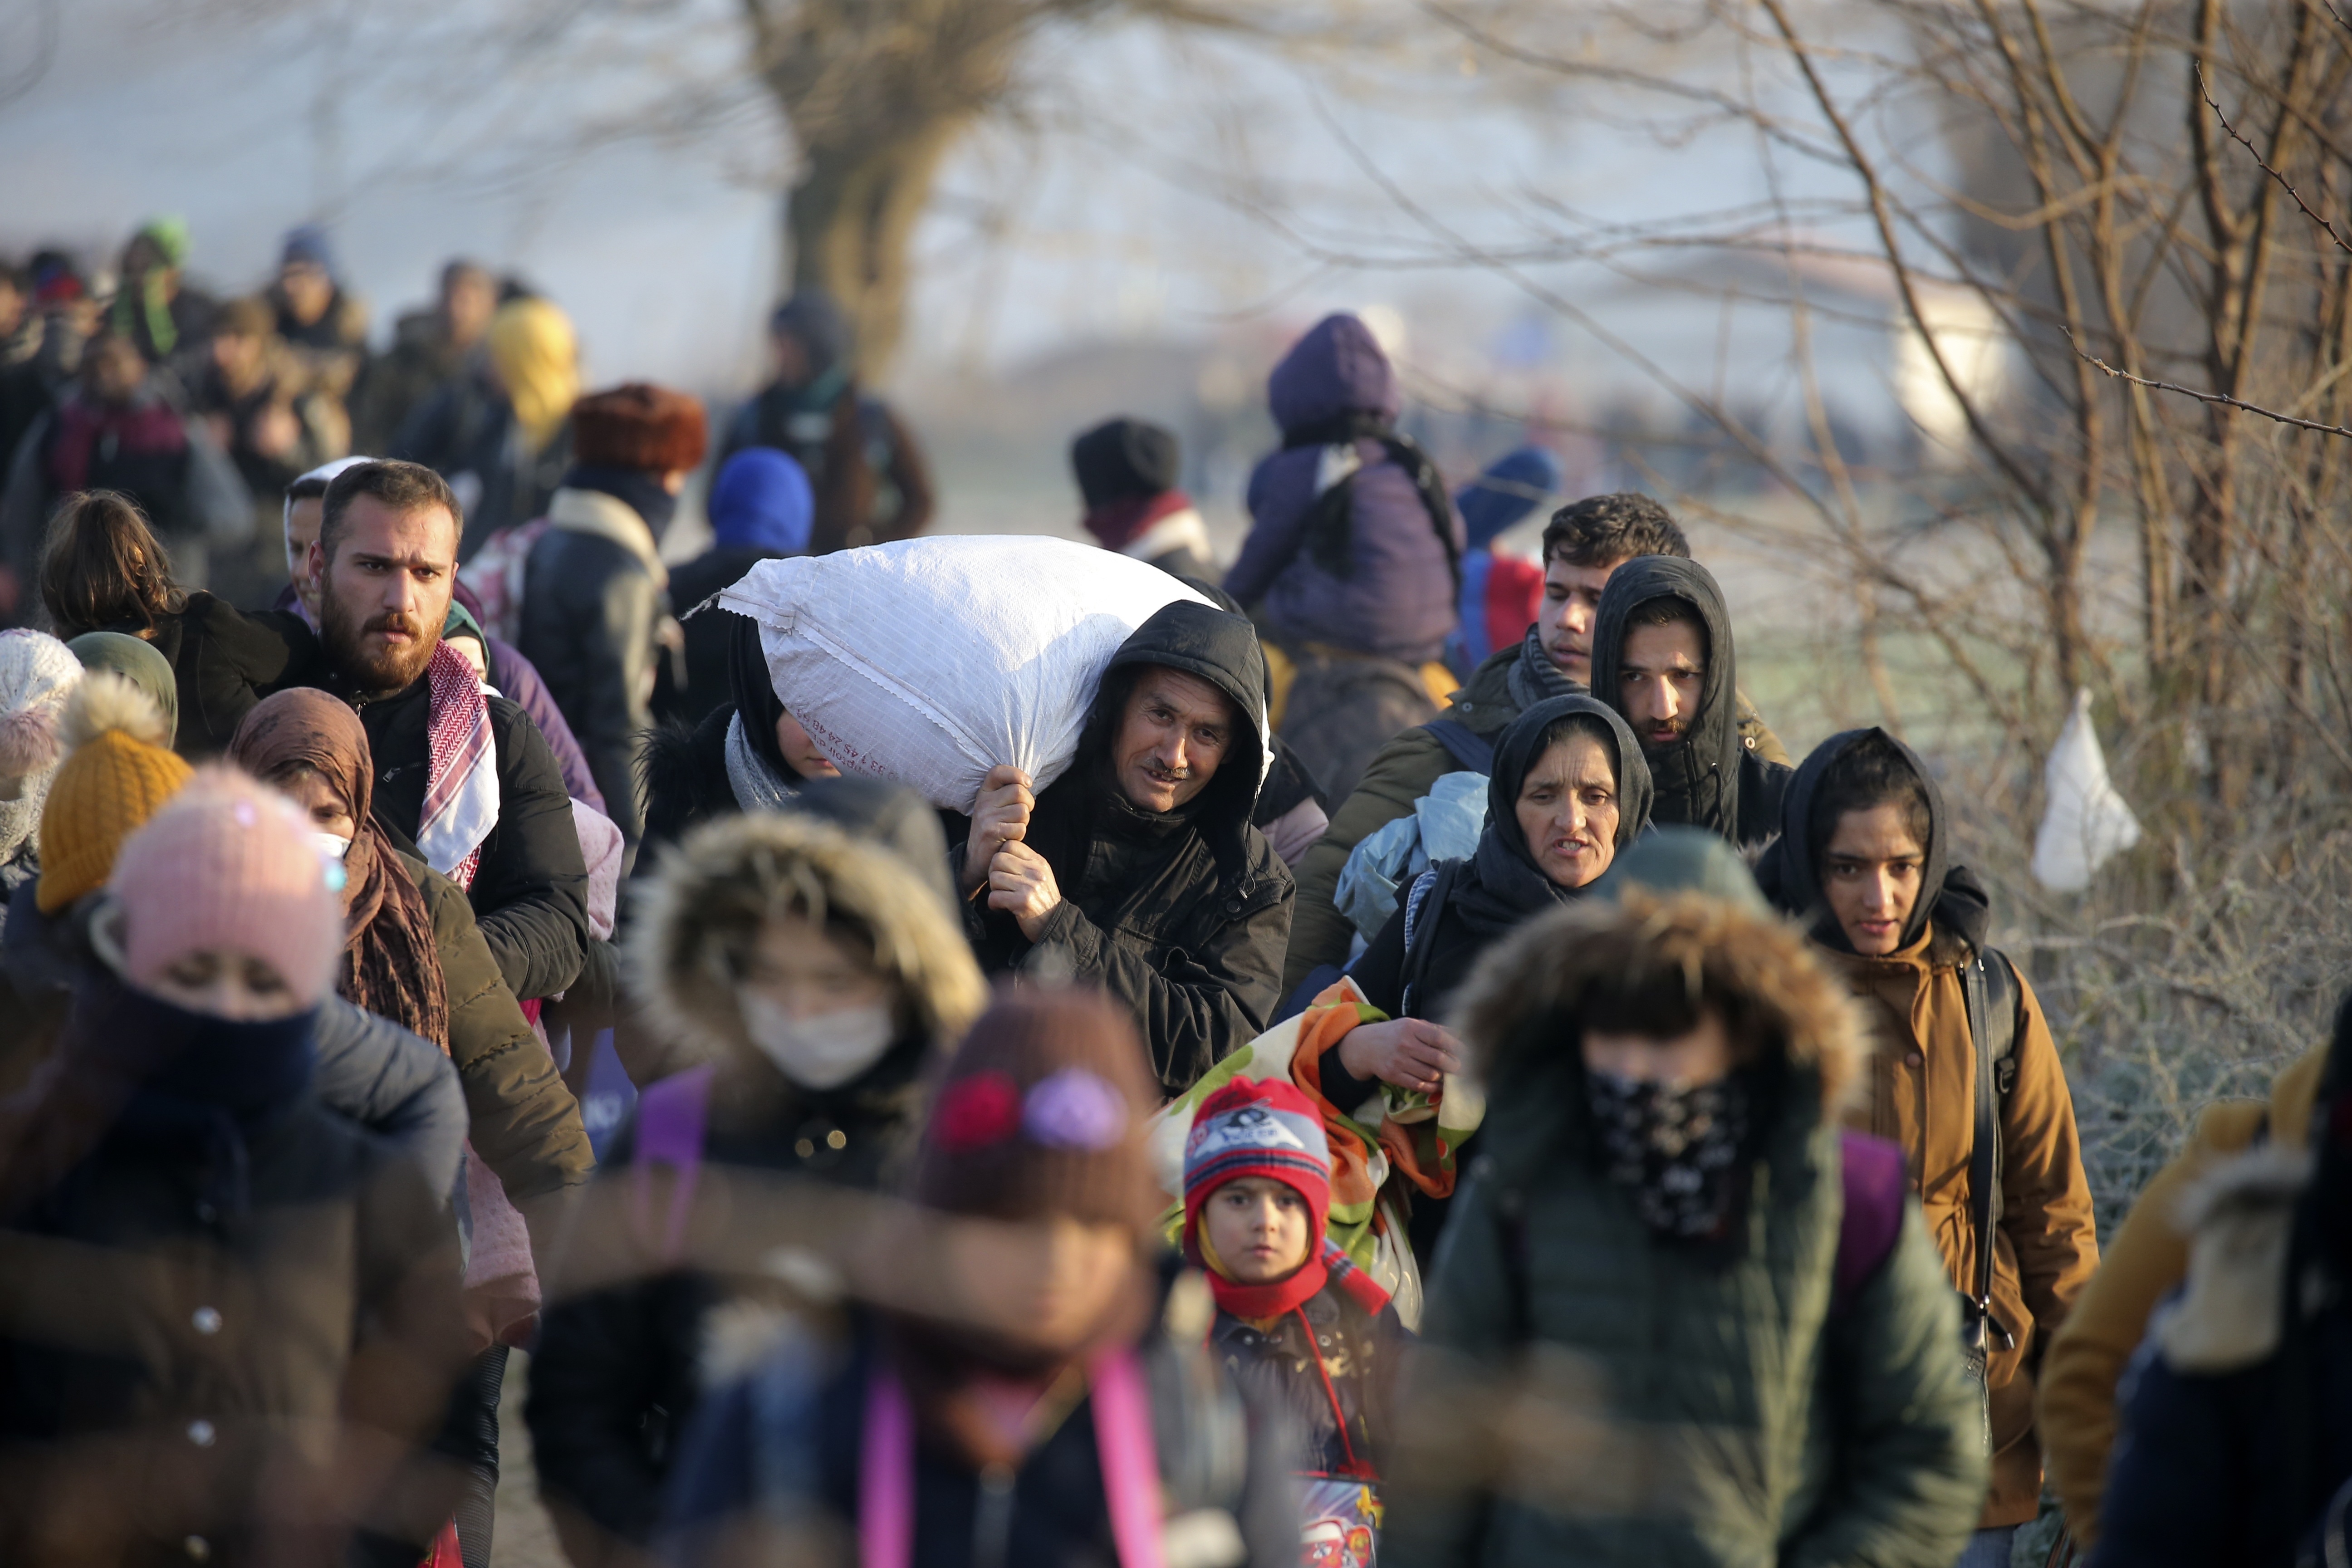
571,382,709,474
1180,1077,1333,1260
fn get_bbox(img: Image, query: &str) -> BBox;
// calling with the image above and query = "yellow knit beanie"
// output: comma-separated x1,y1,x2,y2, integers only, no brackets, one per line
37,672,191,913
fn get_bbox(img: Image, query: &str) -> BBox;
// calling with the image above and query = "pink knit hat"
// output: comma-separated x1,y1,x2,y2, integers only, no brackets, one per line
106,766,346,1008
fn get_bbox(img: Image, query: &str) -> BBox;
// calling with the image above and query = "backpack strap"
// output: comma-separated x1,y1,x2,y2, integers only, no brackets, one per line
1420,718,1495,775
1400,861,1461,1018
630,1062,717,1266
1832,1131,1908,1314
1959,954,2007,1345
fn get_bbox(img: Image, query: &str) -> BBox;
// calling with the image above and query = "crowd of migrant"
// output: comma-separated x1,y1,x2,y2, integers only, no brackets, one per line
0,227,2338,1568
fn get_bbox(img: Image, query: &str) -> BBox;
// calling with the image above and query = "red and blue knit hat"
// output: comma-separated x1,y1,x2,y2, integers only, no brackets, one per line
1181,1078,1333,1255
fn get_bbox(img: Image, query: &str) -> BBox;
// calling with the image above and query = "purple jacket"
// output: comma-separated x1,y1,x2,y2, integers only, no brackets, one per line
1224,314,1463,666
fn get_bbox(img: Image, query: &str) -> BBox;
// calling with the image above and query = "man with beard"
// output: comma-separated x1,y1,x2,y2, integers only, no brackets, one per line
309,459,588,1003
1589,555,1792,850
951,600,1294,1097
1279,494,1787,995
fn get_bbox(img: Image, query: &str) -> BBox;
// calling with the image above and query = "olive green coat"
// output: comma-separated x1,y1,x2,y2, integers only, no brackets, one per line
1382,895,1986,1568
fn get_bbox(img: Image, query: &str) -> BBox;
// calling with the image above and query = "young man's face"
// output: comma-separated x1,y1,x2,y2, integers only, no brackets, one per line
1821,803,1927,956
1536,554,1625,687
313,495,457,696
1617,615,1707,753
1112,667,1235,815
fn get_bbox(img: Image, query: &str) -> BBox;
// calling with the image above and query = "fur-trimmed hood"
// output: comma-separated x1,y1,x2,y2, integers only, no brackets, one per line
1449,889,1869,1171
2156,1142,2312,1375
627,811,987,1070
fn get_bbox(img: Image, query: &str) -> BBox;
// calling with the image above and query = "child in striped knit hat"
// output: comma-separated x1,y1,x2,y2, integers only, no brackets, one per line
1183,1078,1406,1568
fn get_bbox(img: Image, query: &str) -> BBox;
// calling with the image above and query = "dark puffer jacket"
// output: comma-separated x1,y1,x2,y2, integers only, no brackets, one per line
519,485,667,844
0,986,470,1567
1383,893,1986,1568
352,672,590,1003
528,813,988,1558
1225,314,1464,666
951,601,1295,1096
1588,555,1791,850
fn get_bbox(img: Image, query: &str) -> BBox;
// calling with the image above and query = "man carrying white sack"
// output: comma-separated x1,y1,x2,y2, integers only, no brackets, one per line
953,599,1295,1097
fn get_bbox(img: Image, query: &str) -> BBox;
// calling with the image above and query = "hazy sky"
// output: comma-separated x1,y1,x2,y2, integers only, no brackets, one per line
0,0,1928,429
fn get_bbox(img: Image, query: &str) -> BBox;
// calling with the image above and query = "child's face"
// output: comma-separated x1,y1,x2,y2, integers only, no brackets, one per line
1203,1176,1311,1284
145,948,305,1021
939,1214,1136,1354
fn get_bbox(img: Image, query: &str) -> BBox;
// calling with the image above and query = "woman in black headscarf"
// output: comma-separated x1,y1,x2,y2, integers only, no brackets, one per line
1343,695,1651,1040
1325,694,1651,1264
636,612,842,859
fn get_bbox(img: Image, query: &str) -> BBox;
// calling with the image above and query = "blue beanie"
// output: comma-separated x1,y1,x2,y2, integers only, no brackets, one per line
1455,445,1563,549
709,446,814,555
280,223,338,279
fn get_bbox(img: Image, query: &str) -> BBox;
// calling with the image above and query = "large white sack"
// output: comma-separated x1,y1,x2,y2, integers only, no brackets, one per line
2031,686,2142,892
718,536,1213,811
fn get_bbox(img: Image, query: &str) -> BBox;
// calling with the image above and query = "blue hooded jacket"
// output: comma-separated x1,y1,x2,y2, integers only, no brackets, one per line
1225,314,1464,665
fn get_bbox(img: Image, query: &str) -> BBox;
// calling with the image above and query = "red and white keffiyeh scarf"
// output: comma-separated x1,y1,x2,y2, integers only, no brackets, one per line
418,641,499,889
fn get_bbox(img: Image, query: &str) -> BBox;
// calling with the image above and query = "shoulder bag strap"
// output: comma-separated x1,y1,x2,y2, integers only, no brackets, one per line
1961,956,2002,1327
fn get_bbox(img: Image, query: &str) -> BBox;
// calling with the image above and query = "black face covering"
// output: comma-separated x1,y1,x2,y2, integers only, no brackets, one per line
1587,1068,1750,1239
1588,556,1745,841
1452,695,1653,941
1757,726,1991,953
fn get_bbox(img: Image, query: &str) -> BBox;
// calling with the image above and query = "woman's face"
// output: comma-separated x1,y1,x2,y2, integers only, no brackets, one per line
1820,802,1926,956
1514,730,1621,890
274,766,357,842
776,712,842,780
739,911,888,1022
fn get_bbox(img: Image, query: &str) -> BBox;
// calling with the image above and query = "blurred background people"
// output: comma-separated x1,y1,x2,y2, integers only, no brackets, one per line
714,291,932,554
1446,444,1560,679
108,216,217,372
265,223,370,401
352,260,498,453
0,333,251,608
1070,415,1215,581
396,295,579,558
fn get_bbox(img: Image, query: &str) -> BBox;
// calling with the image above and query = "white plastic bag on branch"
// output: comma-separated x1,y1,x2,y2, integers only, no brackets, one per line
2031,687,2142,892
718,536,1211,811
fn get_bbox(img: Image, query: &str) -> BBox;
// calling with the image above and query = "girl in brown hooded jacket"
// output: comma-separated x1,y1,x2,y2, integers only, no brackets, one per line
1761,728,2098,1554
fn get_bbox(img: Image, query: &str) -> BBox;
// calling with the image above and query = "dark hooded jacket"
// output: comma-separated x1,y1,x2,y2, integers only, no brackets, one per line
529,812,987,1552
0,986,469,1567
953,601,1295,1096
1225,315,1465,666
1757,728,2097,1528
1381,887,1987,1568
1349,696,1653,1029
1588,554,1791,850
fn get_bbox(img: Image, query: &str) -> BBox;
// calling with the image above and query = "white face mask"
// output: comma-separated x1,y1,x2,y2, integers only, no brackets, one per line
310,831,353,861
735,991,896,1090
